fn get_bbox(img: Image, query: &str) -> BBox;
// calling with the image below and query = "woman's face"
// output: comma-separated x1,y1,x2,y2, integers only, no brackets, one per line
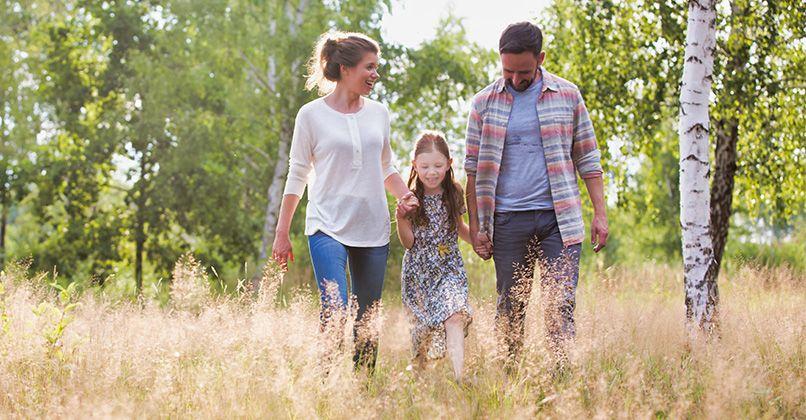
340,52,380,96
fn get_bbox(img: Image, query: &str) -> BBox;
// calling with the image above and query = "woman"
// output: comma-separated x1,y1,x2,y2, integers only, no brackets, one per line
271,31,416,371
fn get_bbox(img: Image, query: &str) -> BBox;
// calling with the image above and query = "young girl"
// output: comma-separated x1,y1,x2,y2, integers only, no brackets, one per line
397,131,473,381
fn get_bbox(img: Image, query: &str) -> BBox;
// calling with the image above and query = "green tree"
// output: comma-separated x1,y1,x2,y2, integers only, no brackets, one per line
709,0,805,282
542,0,805,276
191,0,395,282
30,2,124,281
92,0,269,290
0,2,41,267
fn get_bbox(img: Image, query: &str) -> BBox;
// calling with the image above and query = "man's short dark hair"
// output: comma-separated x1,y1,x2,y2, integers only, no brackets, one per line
499,22,543,55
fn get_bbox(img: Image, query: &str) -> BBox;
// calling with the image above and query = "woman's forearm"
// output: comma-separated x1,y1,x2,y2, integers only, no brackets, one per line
275,194,301,235
384,172,411,199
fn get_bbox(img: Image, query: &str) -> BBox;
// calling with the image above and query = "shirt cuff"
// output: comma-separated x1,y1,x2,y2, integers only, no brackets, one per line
282,178,306,197
580,171,603,180
383,166,399,180
464,160,477,177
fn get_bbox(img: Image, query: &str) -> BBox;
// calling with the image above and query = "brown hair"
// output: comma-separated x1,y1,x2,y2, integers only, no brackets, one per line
499,21,543,56
406,131,465,231
305,31,380,95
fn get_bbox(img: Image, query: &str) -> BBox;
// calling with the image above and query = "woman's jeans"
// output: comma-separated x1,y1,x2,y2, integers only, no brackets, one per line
308,231,388,370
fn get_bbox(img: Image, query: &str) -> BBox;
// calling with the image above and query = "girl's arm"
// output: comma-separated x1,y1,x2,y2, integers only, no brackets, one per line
457,215,472,245
396,212,415,249
454,184,472,245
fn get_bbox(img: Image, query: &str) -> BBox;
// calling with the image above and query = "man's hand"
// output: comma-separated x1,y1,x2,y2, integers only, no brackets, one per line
396,191,419,219
591,213,609,253
471,229,493,260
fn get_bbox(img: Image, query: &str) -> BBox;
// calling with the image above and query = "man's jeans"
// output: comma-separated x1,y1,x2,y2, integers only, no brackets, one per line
308,231,389,370
492,210,581,359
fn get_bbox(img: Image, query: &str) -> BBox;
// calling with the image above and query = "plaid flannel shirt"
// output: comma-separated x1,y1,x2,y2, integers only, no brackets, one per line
464,68,603,246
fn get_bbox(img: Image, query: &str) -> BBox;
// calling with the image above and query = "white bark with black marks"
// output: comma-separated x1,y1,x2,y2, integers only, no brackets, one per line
679,0,718,332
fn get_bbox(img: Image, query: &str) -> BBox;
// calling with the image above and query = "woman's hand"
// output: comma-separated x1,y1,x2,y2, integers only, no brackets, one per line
271,232,294,270
396,191,419,219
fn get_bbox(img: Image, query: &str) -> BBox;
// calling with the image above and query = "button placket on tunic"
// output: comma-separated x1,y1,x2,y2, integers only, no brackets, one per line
347,115,362,169
283,97,397,247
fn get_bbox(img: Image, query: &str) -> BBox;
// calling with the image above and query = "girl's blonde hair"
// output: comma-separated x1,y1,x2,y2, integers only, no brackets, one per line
407,131,465,231
305,31,380,95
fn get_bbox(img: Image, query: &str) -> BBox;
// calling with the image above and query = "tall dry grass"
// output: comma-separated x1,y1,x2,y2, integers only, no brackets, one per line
0,258,802,418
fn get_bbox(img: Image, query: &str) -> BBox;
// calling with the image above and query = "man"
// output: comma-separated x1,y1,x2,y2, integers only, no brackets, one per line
464,22,608,362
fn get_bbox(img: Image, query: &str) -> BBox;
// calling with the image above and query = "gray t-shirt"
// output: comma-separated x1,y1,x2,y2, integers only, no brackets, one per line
495,76,553,211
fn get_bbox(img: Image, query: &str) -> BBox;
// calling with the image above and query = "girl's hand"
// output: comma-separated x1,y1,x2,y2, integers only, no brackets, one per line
472,231,493,260
271,233,294,270
395,204,408,220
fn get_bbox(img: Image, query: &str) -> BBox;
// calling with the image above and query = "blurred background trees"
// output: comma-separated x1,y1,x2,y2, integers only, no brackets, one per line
1,0,802,296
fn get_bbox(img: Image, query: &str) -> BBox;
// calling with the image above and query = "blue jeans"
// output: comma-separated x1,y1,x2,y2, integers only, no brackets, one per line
492,210,581,358
308,231,389,369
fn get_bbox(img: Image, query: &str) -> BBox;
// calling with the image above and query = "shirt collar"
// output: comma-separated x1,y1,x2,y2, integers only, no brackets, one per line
496,66,558,94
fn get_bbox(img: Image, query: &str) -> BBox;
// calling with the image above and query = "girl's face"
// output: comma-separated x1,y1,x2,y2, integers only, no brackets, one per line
414,150,451,193
340,52,380,96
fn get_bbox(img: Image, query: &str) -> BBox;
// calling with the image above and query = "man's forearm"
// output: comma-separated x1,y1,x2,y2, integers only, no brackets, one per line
583,175,606,215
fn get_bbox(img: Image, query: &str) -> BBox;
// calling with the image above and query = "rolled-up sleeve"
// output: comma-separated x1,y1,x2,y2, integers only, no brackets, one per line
381,107,399,179
463,98,482,177
282,109,314,197
571,90,603,179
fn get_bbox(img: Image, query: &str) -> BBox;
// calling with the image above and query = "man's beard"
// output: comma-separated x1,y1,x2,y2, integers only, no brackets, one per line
507,77,533,92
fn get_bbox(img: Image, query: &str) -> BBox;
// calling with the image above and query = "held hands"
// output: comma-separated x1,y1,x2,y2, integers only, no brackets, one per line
591,212,609,253
471,229,493,260
271,233,294,270
395,191,419,219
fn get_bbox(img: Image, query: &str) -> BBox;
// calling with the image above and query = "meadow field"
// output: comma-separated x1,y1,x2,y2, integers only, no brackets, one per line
2,1,803,418
0,258,802,419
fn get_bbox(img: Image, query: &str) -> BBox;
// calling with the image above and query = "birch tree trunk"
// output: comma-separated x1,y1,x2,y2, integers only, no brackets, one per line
257,118,292,265
255,0,308,285
679,0,719,333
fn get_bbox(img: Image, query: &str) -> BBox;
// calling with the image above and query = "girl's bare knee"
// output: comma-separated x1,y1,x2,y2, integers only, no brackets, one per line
445,313,464,328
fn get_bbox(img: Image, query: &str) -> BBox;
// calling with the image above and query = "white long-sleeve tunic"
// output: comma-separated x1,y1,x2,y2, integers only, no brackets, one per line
283,97,398,247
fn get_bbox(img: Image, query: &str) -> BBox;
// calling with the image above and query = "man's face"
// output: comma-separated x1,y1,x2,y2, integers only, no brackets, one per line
500,51,545,92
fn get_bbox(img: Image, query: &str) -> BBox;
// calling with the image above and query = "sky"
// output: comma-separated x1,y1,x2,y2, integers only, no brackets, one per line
380,0,553,49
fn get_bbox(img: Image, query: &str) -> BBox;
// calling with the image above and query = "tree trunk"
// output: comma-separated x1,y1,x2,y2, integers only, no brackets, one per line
257,119,292,265
706,0,750,287
679,0,718,333
253,0,308,286
707,118,738,286
135,159,147,293
0,184,7,268
135,218,144,293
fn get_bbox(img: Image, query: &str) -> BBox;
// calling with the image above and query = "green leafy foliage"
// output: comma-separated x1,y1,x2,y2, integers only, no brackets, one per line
0,0,801,292
543,0,804,264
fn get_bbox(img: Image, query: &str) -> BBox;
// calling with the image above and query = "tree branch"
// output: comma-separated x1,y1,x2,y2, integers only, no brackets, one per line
239,49,273,94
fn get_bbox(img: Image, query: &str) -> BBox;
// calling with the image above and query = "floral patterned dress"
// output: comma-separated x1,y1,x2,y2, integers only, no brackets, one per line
402,193,472,360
